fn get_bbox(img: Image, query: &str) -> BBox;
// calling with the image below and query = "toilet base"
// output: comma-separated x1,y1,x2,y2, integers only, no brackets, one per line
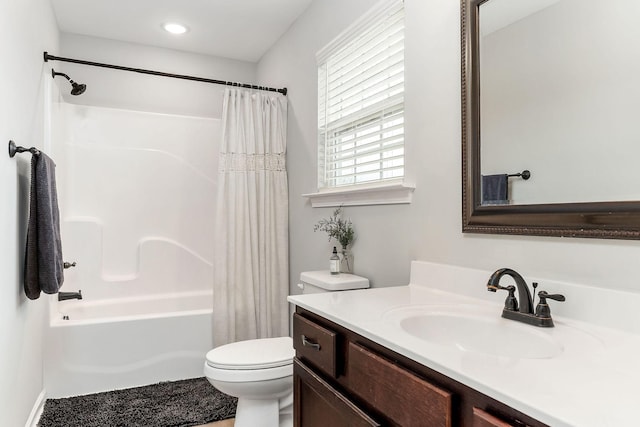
234,395,292,427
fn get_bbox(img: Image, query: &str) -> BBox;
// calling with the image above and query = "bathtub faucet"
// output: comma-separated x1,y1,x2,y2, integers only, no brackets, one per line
58,290,82,301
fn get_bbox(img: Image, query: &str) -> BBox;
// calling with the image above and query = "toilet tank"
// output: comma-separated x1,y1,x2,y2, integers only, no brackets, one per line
298,270,369,294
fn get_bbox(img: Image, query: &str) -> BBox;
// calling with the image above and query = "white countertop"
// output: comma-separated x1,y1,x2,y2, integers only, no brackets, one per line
288,261,640,427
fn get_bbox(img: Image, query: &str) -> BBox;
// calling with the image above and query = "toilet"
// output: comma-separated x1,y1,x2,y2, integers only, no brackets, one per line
204,271,369,427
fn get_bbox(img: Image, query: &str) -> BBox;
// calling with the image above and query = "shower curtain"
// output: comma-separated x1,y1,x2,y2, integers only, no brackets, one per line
213,88,289,346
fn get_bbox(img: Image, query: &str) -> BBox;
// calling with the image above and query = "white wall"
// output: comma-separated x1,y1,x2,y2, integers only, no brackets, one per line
0,0,59,425
56,33,257,117
258,0,640,295
257,0,413,289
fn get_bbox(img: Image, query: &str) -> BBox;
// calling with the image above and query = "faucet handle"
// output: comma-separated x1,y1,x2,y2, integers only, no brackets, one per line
535,291,565,318
538,291,565,302
489,284,519,311
504,285,519,311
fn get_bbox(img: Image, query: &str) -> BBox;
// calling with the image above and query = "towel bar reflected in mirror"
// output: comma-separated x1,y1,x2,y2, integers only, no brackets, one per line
507,170,531,180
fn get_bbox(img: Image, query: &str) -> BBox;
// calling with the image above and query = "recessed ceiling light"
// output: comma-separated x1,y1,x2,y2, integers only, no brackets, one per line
163,23,188,35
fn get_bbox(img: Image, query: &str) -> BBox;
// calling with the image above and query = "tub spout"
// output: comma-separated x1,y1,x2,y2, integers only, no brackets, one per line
58,290,82,301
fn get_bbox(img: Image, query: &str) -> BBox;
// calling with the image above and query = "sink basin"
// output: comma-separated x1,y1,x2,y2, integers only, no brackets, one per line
396,308,563,359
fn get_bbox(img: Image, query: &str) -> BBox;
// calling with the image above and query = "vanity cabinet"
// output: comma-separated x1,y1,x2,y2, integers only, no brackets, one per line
294,359,380,427
292,308,548,427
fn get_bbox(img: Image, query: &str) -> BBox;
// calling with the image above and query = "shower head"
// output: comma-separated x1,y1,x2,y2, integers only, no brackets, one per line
51,69,86,96
70,81,87,96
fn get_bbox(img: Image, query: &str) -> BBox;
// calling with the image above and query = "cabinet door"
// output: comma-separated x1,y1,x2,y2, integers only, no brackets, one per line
348,342,452,427
294,359,380,427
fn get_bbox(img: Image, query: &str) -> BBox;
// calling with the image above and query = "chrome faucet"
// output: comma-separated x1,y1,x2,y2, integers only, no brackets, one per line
487,268,564,327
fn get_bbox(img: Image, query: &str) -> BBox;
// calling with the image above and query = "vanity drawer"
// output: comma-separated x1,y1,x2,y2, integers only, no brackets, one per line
348,342,452,427
293,313,338,378
472,408,515,427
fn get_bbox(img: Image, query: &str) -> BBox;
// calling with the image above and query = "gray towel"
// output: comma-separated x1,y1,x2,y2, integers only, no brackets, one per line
24,152,64,300
482,174,508,204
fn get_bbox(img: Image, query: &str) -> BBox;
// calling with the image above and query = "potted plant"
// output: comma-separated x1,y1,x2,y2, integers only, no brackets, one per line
314,207,355,273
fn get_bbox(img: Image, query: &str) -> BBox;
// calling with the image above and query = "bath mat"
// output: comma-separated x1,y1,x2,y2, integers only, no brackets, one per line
38,377,237,427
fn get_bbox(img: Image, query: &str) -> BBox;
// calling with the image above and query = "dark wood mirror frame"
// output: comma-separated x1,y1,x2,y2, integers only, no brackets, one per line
461,0,640,240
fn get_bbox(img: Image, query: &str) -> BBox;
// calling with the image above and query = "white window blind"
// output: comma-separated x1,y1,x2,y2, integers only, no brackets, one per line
317,0,405,189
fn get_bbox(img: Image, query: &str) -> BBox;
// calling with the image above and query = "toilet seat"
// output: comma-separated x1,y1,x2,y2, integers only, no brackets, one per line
205,336,294,382
205,361,293,383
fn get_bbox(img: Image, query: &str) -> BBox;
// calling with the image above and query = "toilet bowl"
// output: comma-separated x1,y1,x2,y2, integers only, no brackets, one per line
204,271,370,427
204,336,295,427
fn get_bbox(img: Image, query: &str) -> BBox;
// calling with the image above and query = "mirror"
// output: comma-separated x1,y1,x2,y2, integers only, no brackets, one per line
462,0,640,239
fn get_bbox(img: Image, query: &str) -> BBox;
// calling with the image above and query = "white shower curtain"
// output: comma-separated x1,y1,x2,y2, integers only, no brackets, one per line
213,88,289,346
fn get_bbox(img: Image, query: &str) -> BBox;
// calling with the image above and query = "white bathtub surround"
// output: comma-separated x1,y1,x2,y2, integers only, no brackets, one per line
43,102,219,398
213,88,289,346
54,103,218,293
288,261,640,427
45,290,212,398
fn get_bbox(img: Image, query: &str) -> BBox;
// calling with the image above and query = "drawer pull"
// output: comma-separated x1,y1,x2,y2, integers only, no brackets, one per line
301,335,321,351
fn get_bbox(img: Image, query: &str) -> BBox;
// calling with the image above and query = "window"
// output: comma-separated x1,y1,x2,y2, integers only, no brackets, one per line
317,0,405,192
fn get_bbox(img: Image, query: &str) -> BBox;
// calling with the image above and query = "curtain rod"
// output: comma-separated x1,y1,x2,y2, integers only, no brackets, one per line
43,52,287,96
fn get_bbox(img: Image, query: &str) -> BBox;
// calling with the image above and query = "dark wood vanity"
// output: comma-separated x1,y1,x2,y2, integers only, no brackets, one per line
293,307,548,427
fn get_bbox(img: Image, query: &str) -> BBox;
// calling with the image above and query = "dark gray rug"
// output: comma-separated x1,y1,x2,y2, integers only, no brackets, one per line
38,377,237,427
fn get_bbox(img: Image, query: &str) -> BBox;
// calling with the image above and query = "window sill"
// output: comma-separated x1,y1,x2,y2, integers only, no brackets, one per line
302,182,415,207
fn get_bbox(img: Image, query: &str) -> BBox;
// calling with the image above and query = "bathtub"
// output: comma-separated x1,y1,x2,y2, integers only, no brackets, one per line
44,290,213,398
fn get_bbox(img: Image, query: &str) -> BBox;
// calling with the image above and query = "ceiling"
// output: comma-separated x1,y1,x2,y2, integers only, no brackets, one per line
50,0,313,62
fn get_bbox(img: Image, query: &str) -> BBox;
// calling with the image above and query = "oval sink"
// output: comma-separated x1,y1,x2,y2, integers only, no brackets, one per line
399,311,563,359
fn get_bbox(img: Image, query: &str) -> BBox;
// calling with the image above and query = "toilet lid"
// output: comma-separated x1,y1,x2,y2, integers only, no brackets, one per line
206,336,294,370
